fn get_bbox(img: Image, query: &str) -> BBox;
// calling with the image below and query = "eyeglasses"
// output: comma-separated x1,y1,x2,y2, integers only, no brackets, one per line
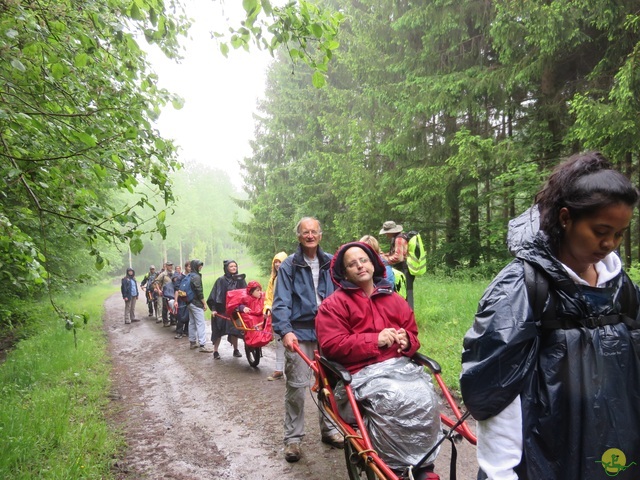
300,230,321,237
345,257,371,269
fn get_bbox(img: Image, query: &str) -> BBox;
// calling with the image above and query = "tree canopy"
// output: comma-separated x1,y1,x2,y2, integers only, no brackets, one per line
237,0,640,272
0,0,191,315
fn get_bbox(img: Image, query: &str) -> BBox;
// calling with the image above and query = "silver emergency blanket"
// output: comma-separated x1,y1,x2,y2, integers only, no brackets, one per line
336,357,442,470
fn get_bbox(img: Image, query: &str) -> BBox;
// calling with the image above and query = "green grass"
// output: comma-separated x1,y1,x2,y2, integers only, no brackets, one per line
413,276,487,392
0,281,121,479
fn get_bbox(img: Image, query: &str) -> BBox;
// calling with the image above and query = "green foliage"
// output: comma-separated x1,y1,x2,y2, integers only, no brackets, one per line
220,0,345,87
0,0,189,303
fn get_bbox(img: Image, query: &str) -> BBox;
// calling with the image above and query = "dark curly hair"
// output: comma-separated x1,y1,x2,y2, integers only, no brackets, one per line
535,151,639,250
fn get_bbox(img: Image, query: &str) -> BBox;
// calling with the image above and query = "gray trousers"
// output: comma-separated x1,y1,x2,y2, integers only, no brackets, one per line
124,297,137,323
187,303,207,346
283,341,338,445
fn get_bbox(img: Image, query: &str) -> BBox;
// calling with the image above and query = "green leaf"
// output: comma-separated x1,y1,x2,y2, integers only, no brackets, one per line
124,127,138,139
51,63,65,79
261,0,273,15
75,131,97,147
220,42,229,57
312,71,326,88
130,236,144,254
171,96,184,109
93,164,107,179
10,58,26,72
74,53,90,68
243,0,259,15
310,23,323,38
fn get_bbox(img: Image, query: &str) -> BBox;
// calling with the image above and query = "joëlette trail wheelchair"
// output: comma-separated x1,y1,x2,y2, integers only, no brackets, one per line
293,344,476,480
212,311,273,367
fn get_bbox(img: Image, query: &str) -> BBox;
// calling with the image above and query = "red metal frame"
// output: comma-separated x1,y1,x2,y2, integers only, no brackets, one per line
293,344,476,480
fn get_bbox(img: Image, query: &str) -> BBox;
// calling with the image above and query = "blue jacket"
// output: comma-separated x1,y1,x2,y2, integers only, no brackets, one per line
121,273,138,300
272,244,335,342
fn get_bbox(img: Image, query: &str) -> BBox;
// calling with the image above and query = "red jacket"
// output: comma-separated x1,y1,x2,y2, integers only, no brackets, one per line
316,286,420,374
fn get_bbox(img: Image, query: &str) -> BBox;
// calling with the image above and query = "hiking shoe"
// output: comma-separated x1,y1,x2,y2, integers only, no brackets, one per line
199,345,214,353
189,341,198,350
267,371,284,381
284,443,301,463
233,349,242,358
213,351,221,360
321,433,344,449
131,318,140,322
174,334,183,339
156,319,162,323
125,320,131,324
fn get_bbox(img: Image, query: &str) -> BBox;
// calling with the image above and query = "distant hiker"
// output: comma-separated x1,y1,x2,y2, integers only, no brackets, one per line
173,263,189,339
121,268,140,324
379,221,414,309
207,260,247,359
264,251,288,381
140,265,159,318
186,259,213,353
153,261,176,327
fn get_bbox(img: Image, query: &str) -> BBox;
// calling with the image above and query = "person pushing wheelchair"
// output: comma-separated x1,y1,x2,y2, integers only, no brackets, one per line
316,241,442,479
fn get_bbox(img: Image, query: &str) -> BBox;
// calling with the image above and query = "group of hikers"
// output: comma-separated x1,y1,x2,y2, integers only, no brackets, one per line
120,151,640,480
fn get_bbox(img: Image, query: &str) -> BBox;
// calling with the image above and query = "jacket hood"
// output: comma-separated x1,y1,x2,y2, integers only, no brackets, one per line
330,242,387,288
189,259,203,274
247,280,262,294
271,251,288,276
223,259,238,276
126,268,135,276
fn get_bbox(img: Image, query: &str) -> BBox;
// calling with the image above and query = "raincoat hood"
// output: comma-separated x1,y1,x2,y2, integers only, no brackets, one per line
247,280,262,294
126,268,135,277
330,242,387,289
223,259,237,276
270,251,288,277
189,259,203,274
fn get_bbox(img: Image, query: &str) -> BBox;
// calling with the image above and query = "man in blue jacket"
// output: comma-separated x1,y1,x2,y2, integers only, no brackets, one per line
272,217,341,463
120,267,140,324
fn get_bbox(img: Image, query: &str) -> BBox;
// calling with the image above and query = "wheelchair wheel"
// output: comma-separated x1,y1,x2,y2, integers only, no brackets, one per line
344,438,378,480
245,345,261,367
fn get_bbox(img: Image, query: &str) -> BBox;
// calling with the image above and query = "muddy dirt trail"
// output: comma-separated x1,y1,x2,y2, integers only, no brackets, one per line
105,293,479,480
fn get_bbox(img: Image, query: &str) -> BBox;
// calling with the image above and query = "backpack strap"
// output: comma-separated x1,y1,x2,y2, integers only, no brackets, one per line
524,260,640,330
523,260,553,326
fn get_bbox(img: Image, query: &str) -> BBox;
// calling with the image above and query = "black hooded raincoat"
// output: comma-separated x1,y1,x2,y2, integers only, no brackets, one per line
461,232,640,480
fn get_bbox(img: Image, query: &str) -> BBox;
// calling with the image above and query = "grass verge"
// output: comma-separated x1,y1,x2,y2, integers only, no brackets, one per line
414,276,487,392
0,282,120,479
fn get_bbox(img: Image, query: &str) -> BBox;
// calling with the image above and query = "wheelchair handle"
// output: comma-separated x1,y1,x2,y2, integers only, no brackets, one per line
412,351,442,374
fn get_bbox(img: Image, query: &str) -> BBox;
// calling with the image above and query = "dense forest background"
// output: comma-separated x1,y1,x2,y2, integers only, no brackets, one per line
237,0,640,274
2,0,640,325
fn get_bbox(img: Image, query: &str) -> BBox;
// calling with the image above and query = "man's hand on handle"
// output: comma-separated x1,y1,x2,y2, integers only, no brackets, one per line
282,332,299,352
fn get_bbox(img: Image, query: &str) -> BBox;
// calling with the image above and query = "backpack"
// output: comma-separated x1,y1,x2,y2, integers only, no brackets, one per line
406,231,427,276
177,273,195,303
162,277,175,298
392,267,407,299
